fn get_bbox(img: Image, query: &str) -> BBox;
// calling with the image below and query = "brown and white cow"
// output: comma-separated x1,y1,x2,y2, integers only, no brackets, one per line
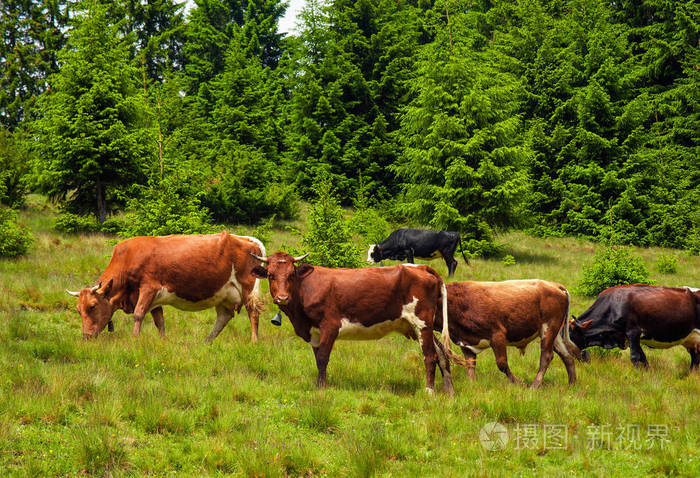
570,285,700,372
434,279,580,388
66,232,265,342
250,253,459,394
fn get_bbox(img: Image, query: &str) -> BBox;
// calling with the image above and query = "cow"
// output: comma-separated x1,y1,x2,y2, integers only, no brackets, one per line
250,252,462,394
569,285,700,372
66,232,265,342
434,280,581,388
367,228,468,277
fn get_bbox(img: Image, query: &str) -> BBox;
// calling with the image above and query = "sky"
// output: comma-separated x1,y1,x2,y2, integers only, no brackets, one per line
279,0,306,34
185,0,306,35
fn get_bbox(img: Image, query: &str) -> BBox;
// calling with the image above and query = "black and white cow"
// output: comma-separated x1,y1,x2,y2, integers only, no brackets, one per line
367,228,468,277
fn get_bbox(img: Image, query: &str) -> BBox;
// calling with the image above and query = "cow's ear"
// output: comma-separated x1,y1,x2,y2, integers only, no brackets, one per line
251,266,268,279
100,279,113,298
579,319,593,330
295,264,314,279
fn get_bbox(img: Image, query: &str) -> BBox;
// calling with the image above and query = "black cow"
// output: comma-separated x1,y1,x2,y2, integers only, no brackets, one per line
569,285,700,372
367,229,468,277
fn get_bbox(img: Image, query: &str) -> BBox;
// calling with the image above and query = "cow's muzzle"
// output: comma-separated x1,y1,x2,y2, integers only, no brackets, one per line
273,295,289,306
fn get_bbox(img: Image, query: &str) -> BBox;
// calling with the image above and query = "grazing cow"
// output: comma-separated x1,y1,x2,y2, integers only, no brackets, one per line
569,285,700,372
434,280,580,388
66,232,265,342
367,228,468,277
251,252,460,394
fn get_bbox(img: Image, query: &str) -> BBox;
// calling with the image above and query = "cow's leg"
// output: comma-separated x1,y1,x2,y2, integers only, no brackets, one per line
314,327,339,388
133,288,158,336
627,329,648,368
685,345,699,372
553,330,577,385
417,328,439,394
244,303,259,343
441,247,458,277
406,249,414,263
433,337,454,396
531,326,557,389
151,307,165,338
491,333,521,384
460,346,477,380
205,305,233,343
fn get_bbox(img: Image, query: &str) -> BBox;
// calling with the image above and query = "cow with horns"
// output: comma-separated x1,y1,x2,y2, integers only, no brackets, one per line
250,252,461,394
67,232,265,342
569,285,700,372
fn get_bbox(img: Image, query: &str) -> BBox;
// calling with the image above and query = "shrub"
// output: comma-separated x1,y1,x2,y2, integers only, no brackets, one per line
201,146,299,224
349,183,390,245
655,254,679,274
0,207,33,257
122,173,213,237
302,176,362,268
501,254,516,266
576,247,651,297
54,212,99,233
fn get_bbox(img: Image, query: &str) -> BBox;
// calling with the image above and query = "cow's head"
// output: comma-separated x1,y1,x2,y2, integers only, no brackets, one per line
569,316,592,362
250,252,313,306
66,279,116,339
369,244,383,263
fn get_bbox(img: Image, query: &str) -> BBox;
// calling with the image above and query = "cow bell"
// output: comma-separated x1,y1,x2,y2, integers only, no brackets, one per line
271,311,283,326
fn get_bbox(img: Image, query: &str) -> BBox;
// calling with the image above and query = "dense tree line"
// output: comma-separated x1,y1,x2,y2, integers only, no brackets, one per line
0,0,697,256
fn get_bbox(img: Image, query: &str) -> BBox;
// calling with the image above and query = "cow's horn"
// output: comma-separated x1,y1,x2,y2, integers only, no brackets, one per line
292,253,309,262
65,289,80,297
250,252,268,263
90,283,100,292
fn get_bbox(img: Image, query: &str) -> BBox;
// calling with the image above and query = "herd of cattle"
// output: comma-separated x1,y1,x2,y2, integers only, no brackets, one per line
67,228,700,393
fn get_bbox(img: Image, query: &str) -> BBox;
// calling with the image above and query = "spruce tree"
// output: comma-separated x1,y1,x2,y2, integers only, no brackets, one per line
33,1,147,223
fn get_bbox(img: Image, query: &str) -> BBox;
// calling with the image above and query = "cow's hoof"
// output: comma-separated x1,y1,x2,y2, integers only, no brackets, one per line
424,387,435,396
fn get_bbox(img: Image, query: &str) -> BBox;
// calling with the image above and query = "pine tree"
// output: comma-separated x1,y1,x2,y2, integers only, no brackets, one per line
0,0,69,129
394,1,529,254
33,1,147,223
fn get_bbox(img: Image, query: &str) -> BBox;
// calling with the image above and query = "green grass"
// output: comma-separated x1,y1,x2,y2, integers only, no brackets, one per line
1,197,699,476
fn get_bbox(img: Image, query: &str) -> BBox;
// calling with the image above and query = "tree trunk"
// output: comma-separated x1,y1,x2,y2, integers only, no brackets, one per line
96,179,106,224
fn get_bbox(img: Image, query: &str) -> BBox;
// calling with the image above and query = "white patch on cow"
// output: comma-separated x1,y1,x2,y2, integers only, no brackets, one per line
461,339,490,355
682,286,699,292
309,327,321,348
149,266,242,313
367,244,377,263
401,263,420,267
237,234,265,301
540,323,549,338
334,298,425,342
641,329,700,349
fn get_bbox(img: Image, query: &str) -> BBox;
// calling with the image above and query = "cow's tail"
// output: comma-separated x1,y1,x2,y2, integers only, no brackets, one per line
457,235,470,265
559,288,582,361
243,235,266,315
436,276,468,367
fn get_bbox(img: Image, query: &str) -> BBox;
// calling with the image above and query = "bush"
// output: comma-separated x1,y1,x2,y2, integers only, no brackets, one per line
303,176,362,268
0,128,29,208
501,254,516,266
122,174,213,237
655,255,678,274
576,247,652,297
349,183,390,245
201,146,299,224
0,207,33,257
54,212,99,234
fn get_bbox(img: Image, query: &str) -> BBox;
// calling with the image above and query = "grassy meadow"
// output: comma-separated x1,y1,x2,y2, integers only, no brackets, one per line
1,198,699,476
